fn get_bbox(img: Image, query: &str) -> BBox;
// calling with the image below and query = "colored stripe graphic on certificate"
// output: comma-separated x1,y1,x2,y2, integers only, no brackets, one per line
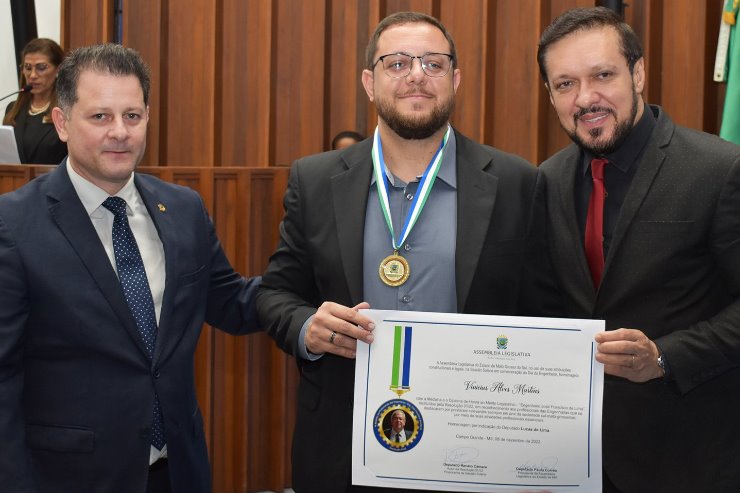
390,325,413,396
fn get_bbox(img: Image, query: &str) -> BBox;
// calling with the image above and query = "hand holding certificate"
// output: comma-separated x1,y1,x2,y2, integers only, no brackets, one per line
352,310,604,493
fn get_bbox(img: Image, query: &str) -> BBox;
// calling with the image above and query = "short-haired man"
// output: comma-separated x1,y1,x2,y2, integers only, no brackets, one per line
258,11,557,493
538,7,740,492
0,44,261,492
384,409,410,443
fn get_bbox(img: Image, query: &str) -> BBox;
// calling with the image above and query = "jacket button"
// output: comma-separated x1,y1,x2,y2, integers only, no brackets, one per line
153,369,161,379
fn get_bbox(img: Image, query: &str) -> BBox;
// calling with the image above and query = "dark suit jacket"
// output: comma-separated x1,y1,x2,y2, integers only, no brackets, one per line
383,428,412,442
540,105,740,493
257,129,558,493
4,101,67,164
0,162,260,493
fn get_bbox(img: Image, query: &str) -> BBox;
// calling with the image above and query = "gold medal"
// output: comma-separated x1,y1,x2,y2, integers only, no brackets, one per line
379,252,410,286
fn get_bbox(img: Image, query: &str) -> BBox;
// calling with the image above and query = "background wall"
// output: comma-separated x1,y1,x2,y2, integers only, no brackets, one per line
62,0,727,169
11,0,726,492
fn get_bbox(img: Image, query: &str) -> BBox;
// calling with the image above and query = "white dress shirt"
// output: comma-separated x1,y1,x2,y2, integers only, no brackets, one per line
66,160,168,464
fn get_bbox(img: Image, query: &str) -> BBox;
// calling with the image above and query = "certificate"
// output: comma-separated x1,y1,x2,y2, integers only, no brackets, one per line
352,310,604,493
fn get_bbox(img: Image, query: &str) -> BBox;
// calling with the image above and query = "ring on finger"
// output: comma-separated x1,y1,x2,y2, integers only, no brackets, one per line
329,331,337,344
631,354,636,368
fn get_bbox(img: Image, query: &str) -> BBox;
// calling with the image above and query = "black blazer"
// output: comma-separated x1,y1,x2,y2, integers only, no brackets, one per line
0,161,260,492
4,100,67,164
540,105,740,492
257,129,558,493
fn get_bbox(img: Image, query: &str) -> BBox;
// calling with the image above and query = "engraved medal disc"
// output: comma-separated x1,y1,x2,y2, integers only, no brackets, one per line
379,253,410,287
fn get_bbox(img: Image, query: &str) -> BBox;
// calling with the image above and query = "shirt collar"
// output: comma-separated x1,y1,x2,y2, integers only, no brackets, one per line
581,102,656,175
370,127,458,189
66,158,138,217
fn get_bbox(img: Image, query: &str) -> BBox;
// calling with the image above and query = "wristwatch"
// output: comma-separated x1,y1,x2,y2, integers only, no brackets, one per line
657,351,668,376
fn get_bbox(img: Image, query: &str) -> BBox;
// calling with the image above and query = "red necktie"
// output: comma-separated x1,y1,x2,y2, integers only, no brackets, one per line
585,158,608,289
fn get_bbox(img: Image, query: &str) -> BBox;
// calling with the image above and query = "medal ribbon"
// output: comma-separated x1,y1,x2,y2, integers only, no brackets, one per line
371,125,451,251
390,325,413,395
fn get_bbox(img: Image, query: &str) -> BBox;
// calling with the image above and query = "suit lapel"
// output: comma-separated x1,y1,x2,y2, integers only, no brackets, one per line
553,145,597,304
331,143,373,305
134,176,181,365
454,132,499,310
46,163,152,359
602,110,672,287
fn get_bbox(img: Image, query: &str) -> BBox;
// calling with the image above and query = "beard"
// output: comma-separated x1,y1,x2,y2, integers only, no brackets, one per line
375,92,455,140
565,85,639,155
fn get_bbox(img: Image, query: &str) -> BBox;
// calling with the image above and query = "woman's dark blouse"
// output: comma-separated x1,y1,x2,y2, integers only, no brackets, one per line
4,100,67,164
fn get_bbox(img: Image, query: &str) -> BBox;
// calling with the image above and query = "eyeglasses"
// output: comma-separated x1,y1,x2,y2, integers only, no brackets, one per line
21,63,51,74
373,53,454,78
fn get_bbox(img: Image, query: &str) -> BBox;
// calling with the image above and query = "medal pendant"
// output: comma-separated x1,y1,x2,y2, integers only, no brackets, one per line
379,252,410,287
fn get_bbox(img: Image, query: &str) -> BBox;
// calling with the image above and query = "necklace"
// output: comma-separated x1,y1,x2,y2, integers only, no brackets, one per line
28,101,50,116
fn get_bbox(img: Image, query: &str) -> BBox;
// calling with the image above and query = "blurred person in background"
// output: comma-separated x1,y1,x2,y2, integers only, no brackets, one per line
331,130,364,150
3,38,67,164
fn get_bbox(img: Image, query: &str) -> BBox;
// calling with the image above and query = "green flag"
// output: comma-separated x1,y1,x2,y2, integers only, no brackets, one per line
720,0,740,145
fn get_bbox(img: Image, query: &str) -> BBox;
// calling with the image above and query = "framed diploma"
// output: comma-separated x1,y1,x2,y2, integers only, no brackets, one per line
352,310,604,493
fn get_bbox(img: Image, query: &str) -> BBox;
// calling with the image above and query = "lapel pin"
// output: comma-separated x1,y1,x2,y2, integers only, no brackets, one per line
157,203,166,212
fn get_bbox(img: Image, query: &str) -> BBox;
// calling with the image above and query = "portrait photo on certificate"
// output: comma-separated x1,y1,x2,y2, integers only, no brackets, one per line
352,310,605,493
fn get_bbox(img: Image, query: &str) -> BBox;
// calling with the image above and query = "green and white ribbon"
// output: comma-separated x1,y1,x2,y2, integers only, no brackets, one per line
371,125,451,251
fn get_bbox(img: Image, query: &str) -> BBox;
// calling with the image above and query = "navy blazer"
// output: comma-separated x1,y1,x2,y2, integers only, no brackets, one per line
540,106,740,492
0,162,260,492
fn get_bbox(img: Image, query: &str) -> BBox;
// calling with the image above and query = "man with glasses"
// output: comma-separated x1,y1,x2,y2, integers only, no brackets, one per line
258,11,557,493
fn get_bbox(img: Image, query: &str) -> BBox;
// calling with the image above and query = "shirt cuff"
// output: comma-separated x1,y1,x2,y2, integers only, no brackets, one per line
298,315,323,361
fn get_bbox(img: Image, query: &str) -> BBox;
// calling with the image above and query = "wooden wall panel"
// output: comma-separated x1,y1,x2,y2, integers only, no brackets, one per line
624,0,663,106
164,0,217,165
0,166,33,193
59,0,728,169
220,0,274,166
489,0,545,163
385,0,436,14
327,1,368,148
660,0,708,130
122,0,164,167
273,0,328,165
61,0,113,49
439,0,489,144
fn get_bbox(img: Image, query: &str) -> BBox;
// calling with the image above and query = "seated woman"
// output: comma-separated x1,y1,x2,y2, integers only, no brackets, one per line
3,38,67,164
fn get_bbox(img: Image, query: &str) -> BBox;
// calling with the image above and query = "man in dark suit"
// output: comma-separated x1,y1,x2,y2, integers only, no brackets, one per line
257,11,557,493
0,44,260,493
537,7,740,492
383,409,412,443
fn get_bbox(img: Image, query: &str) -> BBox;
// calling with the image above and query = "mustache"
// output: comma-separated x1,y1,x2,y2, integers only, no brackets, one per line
398,89,433,97
574,106,614,120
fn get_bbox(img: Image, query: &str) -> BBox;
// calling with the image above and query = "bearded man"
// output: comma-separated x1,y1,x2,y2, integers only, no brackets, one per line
256,11,559,493
538,7,740,493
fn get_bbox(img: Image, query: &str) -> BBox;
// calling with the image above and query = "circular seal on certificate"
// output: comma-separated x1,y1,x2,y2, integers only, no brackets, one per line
379,253,410,287
373,399,424,452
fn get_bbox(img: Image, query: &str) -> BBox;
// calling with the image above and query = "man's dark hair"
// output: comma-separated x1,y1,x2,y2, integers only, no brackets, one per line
365,11,457,70
56,43,151,111
331,130,364,149
537,7,643,83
